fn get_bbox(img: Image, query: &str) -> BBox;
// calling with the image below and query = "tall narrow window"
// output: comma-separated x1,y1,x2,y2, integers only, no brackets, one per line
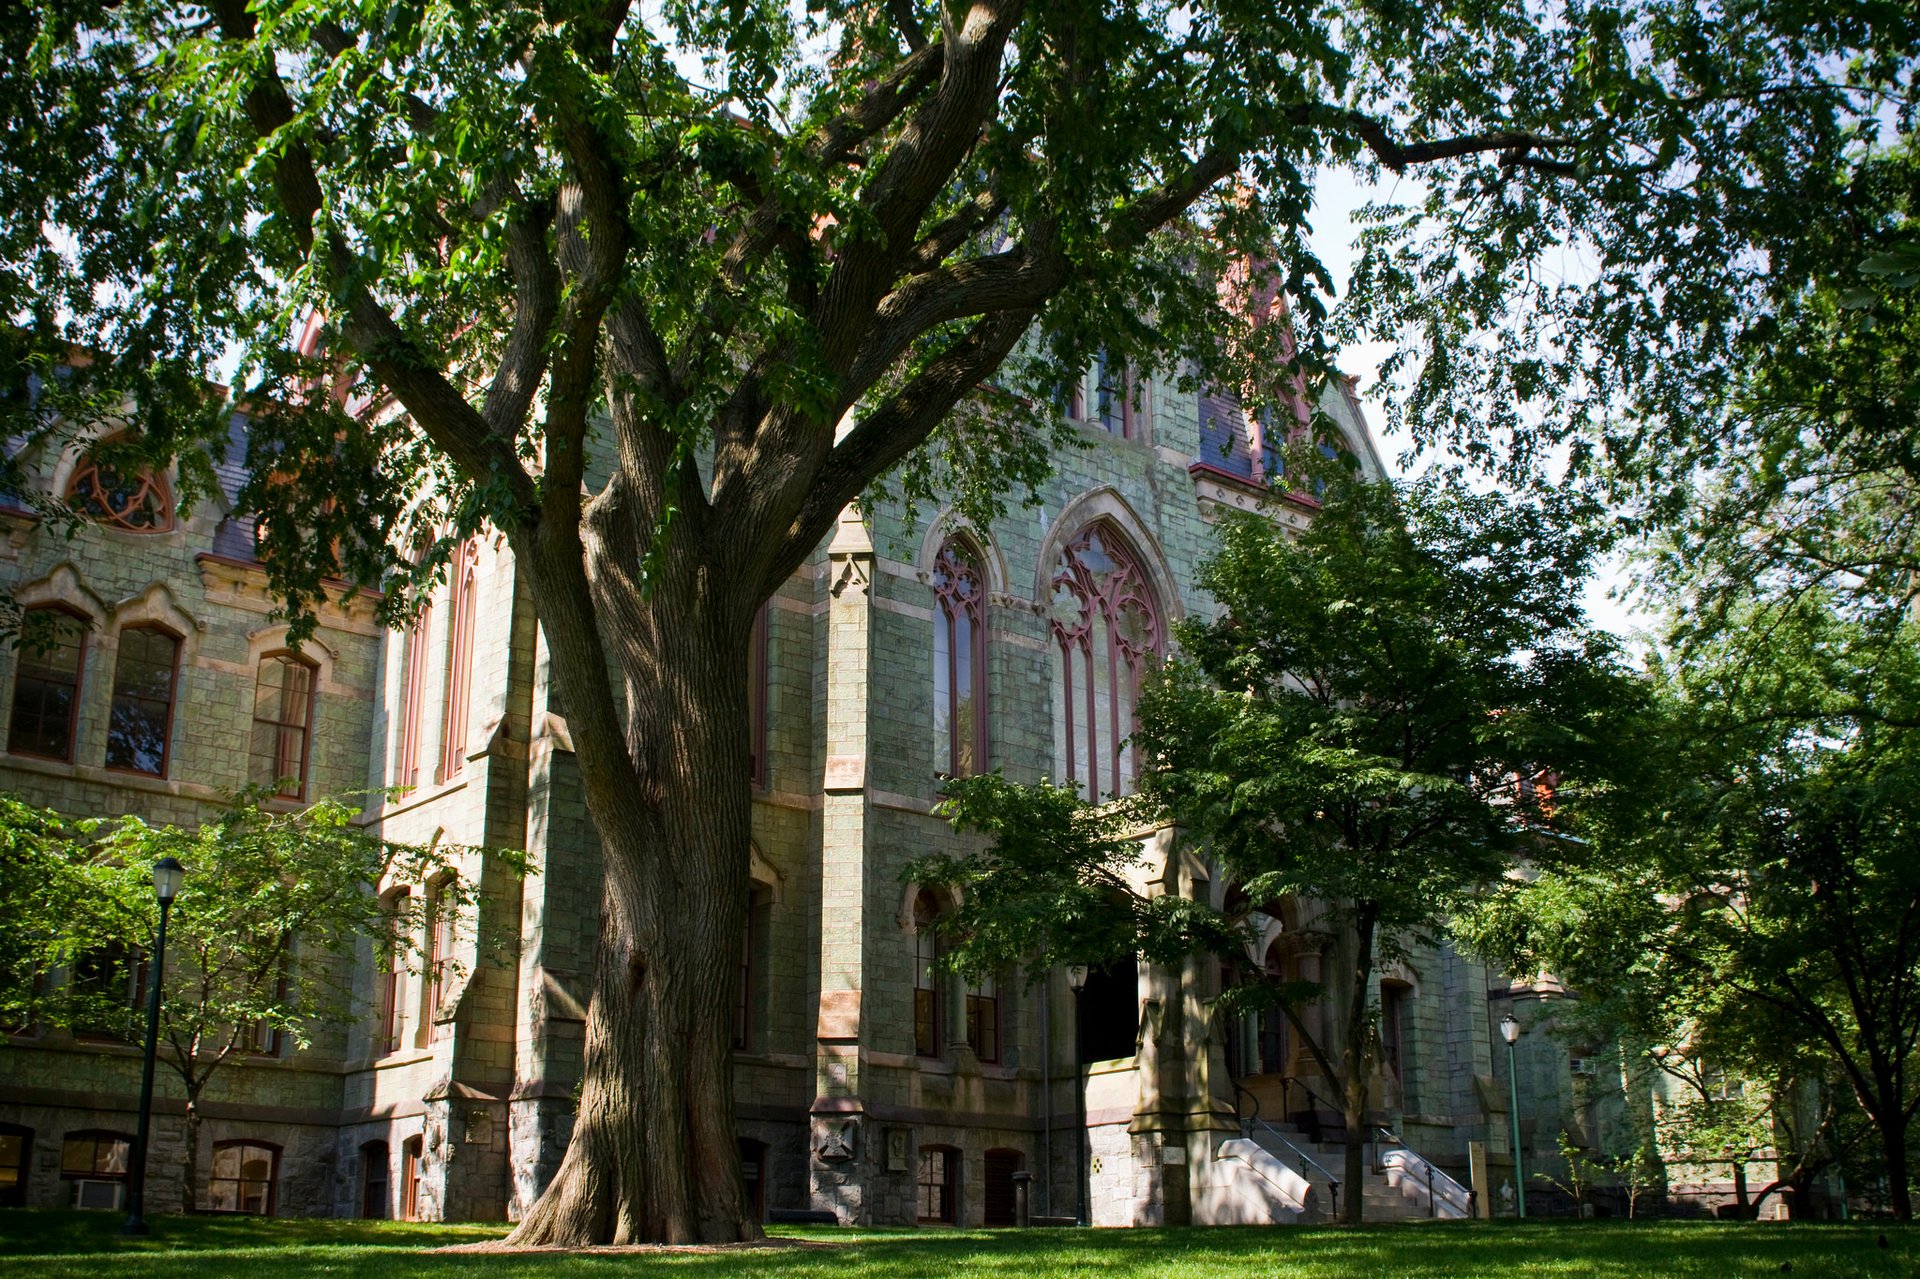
1057,372,1085,422
375,888,408,1056
245,962,289,1056
917,1146,956,1223
9,607,86,761
966,972,1000,1064
207,1141,278,1215
439,539,478,781
1048,522,1164,801
912,890,944,1058
931,538,988,777
1381,982,1408,1080
359,1141,390,1219
105,626,179,776
749,603,769,789
1258,942,1289,1075
1093,351,1132,437
401,1135,424,1220
426,881,456,1024
249,654,316,798
395,600,433,788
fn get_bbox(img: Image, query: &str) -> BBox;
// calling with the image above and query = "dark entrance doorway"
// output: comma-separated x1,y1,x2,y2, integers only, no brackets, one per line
984,1148,1023,1226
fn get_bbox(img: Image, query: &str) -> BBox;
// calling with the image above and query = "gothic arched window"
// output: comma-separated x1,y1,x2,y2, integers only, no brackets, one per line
931,537,988,777
1048,521,1163,801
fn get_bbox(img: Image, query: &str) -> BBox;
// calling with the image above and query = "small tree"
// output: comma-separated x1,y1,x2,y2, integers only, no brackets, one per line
921,469,1634,1222
0,791,512,1208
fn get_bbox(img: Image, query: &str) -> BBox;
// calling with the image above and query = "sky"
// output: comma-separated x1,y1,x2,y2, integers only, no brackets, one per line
1304,169,1654,646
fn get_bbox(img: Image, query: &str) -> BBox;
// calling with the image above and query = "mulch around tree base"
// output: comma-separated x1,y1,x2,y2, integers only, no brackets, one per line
439,1236,842,1255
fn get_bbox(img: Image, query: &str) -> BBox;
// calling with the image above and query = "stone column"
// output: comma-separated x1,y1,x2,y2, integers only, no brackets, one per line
810,507,876,1223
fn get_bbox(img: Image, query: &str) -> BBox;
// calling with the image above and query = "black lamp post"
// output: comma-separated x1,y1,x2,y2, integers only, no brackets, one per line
1500,1012,1527,1220
1066,963,1089,1227
124,856,185,1236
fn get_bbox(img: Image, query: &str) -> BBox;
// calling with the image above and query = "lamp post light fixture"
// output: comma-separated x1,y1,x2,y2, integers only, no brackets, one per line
1066,963,1090,1227
1499,1011,1527,1220
124,856,185,1236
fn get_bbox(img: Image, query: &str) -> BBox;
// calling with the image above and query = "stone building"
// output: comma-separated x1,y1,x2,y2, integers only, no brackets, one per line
1,363,1607,1225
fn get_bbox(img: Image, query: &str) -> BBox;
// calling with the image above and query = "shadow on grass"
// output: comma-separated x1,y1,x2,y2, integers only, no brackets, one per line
0,1212,1915,1279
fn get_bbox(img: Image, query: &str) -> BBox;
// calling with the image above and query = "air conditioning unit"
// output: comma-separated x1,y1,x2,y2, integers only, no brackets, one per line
71,1179,124,1210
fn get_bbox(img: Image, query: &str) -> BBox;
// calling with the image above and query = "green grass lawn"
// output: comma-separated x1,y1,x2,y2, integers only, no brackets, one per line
0,1211,1913,1279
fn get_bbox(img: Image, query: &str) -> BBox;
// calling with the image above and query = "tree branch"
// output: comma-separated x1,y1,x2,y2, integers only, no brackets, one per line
209,0,540,522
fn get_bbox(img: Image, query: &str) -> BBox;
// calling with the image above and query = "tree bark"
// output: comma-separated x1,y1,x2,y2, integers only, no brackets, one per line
1880,1109,1912,1220
1339,908,1378,1225
181,1093,202,1214
507,514,762,1246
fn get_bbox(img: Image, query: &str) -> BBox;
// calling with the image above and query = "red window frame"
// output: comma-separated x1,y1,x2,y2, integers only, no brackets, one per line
396,599,433,788
250,652,317,799
9,605,88,763
440,538,478,781
375,888,409,1055
401,1135,424,1220
65,449,175,533
104,624,180,778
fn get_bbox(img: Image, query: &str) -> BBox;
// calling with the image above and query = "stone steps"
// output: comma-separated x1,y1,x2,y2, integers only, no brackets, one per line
1243,1131,1447,1223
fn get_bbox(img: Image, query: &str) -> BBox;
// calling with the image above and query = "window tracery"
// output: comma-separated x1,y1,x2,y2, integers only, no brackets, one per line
1048,521,1164,801
65,452,173,532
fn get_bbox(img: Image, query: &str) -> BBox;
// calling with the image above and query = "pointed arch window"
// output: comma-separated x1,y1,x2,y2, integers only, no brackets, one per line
1047,522,1164,801
440,538,478,781
931,537,988,777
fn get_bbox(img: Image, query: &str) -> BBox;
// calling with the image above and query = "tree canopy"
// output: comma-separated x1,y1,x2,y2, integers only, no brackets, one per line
1461,592,1920,1218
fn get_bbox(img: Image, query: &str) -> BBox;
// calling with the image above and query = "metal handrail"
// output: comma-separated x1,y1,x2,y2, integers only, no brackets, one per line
1253,1116,1342,1187
1372,1126,1473,1216
1233,1080,1343,1215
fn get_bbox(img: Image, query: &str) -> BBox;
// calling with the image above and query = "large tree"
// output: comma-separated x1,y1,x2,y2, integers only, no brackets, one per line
3,0,1914,1245
921,471,1634,1222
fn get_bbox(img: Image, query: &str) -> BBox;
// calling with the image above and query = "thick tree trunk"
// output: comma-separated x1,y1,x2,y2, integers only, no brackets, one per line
508,523,762,1246
1881,1111,1913,1220
1339,910,1378,1226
